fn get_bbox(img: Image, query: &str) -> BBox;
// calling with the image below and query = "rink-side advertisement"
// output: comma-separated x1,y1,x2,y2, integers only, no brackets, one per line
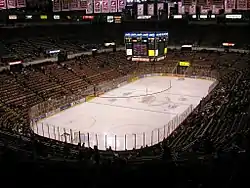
86,95,96,102
129,76,139,83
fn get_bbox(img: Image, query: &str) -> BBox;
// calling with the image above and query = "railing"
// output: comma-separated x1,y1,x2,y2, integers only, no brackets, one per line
29,71,218,151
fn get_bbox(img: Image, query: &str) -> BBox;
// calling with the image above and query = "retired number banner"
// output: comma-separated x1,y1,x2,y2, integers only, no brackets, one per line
94,0,101,13
86,0,93,14
110,0,117,12
7,0,16,9
0,0,6,9
118,0,125,12
137,4,144,16
102,0,109,13
157,3,164,14
148,4,154,16
237,0,247,10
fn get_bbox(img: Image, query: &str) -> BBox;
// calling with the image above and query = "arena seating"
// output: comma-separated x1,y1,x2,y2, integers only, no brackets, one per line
0,24,249,64
0,50,249,154
1,24,250,188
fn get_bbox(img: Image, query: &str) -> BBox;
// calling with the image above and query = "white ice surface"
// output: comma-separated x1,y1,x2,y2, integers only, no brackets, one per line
36,76,214,150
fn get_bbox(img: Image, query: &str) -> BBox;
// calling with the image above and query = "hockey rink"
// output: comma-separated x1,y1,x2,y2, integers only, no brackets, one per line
36,76,214,150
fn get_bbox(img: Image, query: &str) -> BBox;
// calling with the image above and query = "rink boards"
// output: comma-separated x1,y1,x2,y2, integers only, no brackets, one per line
29,74,217,150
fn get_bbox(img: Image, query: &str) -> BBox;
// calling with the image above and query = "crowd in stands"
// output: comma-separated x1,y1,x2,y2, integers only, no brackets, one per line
1,23,250,188
0,49,250,187
0,23,250,66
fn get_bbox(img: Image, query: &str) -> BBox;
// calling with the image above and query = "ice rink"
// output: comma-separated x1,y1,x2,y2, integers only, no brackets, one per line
36,76,214,150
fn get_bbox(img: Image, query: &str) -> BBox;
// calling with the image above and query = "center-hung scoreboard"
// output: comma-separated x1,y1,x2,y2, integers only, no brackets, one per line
124,31,168,62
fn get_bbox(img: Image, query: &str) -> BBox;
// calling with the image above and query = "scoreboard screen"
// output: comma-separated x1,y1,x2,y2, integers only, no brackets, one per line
124,31,168,61
133,43,147,56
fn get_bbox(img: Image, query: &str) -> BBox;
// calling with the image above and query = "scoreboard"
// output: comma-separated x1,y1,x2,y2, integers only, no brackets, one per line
124,31,168,62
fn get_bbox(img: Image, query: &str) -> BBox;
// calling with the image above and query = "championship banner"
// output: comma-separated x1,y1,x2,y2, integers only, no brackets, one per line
53,0,61,12
200,5,212,14
16,0,26,8
178,2,185,14
224,0,236,13
0,0,6,9
148,4,154,16
157,3,164,15
137,4,144,16
168,2,174,17
118,0,125,12
70,0,79,10
196,0,206,6
212,5,223,14
237,0,247,10
110,0,117,12
183,0,192,5
94,0,101,13
102,0,109,13
86,0,93,14
79,0,87,10
210,0,223,5
62,0,70,11
7,0,16,9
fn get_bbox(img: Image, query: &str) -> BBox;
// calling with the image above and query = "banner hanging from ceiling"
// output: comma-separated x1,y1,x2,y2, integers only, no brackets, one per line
70,0,79,10
137,4,144,16
86,0,93,14
110,0,117,12
79,0,87,10
118,0,125,12
102,0,109,13
7,0,16,9
200,5,212,14
224,0,236,13
61,0,70,11
178,2,185,14
148,4,154,16
53,0,61,12
94,0,101,13
157,3,164,15
189,3,196,14
0,0,6,9
212,4,223,14
17,0,26,8
237,0,247,10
